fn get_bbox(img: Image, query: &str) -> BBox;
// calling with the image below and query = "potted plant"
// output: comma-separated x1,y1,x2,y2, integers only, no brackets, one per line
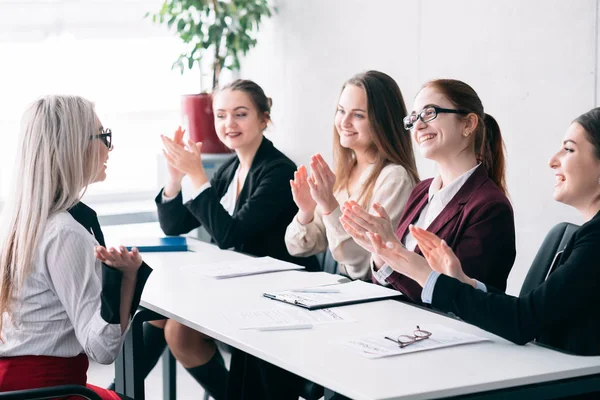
148,0,275,153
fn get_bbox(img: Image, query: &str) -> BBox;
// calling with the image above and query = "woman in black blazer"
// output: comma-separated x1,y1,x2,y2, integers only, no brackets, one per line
366,107,600,357
134,80,317,399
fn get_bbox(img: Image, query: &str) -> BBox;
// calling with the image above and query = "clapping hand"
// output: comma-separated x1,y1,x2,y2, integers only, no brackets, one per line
307,154,338,215
161,132,208,190
410,225,475,287
290,165,317,224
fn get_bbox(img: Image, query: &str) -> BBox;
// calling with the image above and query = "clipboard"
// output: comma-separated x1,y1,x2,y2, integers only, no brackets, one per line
263,280,402,310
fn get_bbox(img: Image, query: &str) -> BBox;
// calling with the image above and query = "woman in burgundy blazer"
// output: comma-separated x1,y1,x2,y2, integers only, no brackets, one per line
385,164,515,302
341,79,516,303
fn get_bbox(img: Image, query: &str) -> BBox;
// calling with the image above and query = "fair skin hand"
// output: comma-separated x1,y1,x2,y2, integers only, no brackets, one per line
410,225,477,288
339,200,396,268
307,153,338,215
290,164,317,225
364,231,432,287
163,126,186,197
161,135,208,191
95,245,143,333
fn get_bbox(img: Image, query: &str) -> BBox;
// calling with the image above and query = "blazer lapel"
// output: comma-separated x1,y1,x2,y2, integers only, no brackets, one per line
233,136,272,214
396,193,429,241
425,165,489,237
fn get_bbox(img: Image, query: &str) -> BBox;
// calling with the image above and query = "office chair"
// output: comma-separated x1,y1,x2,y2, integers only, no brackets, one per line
0,384,103,400
519,222,579,296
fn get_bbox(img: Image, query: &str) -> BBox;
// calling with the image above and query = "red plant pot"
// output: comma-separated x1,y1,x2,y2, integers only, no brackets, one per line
181,93,230,154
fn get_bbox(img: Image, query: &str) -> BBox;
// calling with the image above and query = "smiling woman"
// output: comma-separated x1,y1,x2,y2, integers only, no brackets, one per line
341,78,516,303
127,79,320,400
285,70,419,281
365,108,600,359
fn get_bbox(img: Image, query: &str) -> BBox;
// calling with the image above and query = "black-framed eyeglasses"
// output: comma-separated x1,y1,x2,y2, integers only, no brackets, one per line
403,106,469,130
384,325,432,348
90,128,112,149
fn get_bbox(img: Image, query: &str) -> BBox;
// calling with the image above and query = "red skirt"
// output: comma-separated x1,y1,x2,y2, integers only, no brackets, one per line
0,353,120,400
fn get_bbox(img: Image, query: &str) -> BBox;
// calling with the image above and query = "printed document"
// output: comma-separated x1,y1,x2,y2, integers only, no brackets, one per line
226,307,355,330
342,324,490,358
182,257,304,278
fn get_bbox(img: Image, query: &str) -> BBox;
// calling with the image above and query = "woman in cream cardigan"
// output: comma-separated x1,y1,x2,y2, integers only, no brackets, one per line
285,70,419,280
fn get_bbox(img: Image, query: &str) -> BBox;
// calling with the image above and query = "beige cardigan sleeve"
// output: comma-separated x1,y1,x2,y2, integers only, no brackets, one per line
285,207,328,257
321,164,414,281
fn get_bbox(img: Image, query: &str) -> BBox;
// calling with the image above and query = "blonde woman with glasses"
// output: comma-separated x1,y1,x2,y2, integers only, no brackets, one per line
0,96,152,400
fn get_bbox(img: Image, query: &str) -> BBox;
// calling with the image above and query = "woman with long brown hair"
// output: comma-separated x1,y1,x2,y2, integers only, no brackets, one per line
285,70,419,280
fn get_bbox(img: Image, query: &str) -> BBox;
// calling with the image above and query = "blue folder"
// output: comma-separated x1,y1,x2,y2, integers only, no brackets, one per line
125,237,188,252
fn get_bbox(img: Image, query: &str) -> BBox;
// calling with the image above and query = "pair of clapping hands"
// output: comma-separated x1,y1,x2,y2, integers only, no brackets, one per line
290,154,340,224
338,197,472,288
160,127,208,190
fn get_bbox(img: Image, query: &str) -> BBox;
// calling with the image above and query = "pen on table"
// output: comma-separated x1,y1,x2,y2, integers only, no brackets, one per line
290,288,341,293
252,324,314,331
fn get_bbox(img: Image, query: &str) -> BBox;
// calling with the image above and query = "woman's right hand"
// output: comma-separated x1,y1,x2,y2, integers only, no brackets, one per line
163,126,186,197
410,225,476,287
290,165,317,224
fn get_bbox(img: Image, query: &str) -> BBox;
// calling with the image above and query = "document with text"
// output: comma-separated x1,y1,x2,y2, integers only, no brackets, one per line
182,256,304,278
225,307,355,330
341,324,490,358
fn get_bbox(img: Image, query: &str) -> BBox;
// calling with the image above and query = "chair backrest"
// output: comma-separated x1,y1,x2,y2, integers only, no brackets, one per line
0,384,102,400
316,248,339,275
519,222,579,296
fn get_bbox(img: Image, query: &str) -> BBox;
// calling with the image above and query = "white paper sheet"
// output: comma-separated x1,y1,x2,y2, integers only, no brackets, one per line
226,307,355,330
181,256,304,278
341,324,490,358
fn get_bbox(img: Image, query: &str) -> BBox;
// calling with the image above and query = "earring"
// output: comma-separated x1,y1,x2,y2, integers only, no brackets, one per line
463,131,470,137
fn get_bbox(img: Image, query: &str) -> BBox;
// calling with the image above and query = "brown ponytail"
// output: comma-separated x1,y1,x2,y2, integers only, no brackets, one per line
422,79,508,196
481,113,507,195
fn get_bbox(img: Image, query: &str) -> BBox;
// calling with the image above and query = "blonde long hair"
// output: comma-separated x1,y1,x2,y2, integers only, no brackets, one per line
333,71,419,207
0,95,100,336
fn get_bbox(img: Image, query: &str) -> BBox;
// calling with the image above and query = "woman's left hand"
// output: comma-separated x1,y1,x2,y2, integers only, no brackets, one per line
340,200,397,244
365,232,432,287
161,136,208,189
307,154,338,214
95,246,142,279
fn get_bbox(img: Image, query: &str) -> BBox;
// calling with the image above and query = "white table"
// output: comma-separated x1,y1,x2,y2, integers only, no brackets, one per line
132,240,600,400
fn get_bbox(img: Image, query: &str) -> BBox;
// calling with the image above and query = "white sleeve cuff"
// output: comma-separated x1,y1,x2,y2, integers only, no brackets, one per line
191,182,212,200
161,190,179,203
372,260,393,286
421,271,441,304
474,279,488,293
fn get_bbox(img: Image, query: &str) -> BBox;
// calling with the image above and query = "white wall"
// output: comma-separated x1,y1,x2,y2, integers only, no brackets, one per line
241,0,599,294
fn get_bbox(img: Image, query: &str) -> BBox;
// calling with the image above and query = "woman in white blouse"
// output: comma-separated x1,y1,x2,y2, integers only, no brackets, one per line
0,95,152,400
285,70,419,280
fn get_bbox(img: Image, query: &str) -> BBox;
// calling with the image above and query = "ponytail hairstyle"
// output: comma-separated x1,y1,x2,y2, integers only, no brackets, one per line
422,79,507,195
0,95,100,339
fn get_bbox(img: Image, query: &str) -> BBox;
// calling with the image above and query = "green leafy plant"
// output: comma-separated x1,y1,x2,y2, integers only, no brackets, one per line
148,0,275,91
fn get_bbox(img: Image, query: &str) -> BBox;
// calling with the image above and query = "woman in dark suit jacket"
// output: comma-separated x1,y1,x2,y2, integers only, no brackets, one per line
134,80,316,400
367,107,600,358
341,79,516,303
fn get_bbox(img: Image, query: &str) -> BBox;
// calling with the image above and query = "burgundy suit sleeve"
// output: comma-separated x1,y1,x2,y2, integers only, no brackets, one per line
386,199,516,303
453,200,516,292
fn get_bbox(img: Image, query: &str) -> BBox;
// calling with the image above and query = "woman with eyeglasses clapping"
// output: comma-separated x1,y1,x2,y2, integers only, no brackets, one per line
367,108,600,360
341,79,516,303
